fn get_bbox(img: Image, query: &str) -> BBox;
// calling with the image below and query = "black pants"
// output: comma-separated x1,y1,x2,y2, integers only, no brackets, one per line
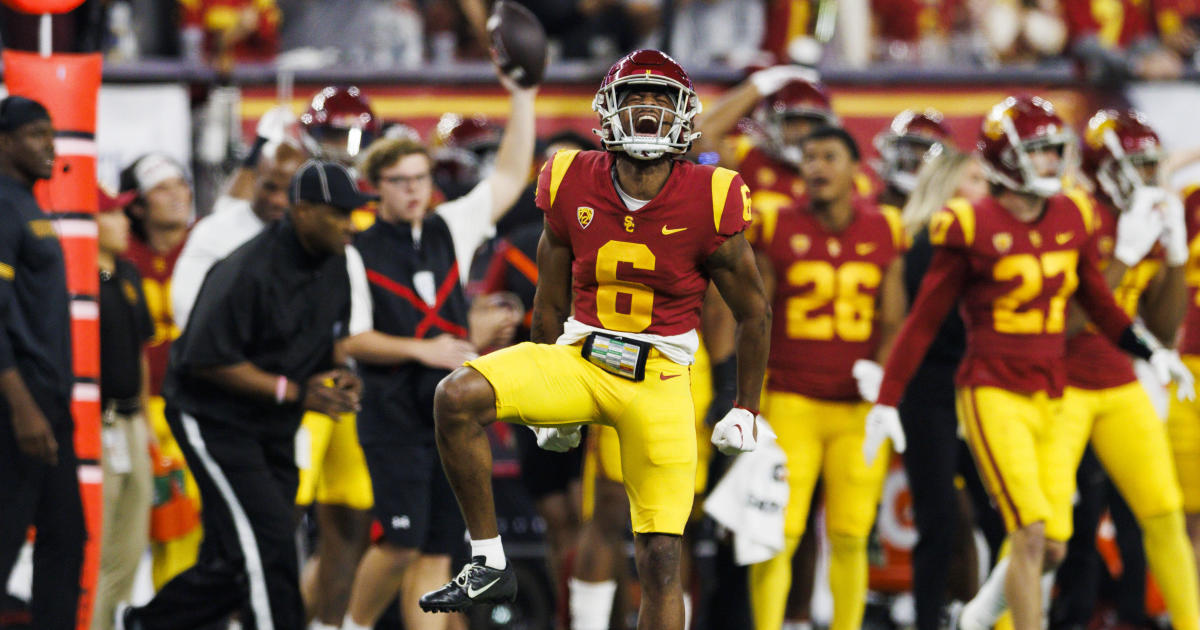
130,408,301,630
0,414,84,630
899,361,1005,630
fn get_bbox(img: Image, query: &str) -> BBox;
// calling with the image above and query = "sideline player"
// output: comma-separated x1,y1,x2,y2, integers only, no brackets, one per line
418,49,772,630
862,96,1192,630
1042,108,1199,630
748,126,908,630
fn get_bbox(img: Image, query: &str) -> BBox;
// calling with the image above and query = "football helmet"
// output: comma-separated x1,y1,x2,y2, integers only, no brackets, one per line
1081,109,1163,210
299,86,381,165
593,49,702,160
978,95,1073,198
753,78,837,166
432,113,502,191
873,109,953,195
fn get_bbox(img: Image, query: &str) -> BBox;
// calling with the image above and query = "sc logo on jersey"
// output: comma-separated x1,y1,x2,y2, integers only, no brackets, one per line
578,206,594,229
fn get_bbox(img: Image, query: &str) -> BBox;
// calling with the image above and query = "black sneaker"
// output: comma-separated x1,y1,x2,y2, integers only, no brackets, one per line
419,556,517,613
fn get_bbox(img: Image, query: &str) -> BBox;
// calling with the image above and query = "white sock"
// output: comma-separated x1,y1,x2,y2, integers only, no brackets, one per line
683,592,692,629
782,622,814,630
569,578,617,630
962,556,1010,630
470,535,507,570
1040,570,1055,617
308,622,339,630
340,615,371,630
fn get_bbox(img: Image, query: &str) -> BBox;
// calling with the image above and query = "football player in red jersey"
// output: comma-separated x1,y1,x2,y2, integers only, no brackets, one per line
1048,109,1199,629
861,96,1193,630
747,125,908,630
417,49,771,630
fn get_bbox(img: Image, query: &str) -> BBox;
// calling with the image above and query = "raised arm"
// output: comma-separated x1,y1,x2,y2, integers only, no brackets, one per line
692,66,819,163
485,69,538,221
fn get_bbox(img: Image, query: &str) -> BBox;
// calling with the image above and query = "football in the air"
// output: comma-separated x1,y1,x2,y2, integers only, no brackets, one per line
487,0,547,88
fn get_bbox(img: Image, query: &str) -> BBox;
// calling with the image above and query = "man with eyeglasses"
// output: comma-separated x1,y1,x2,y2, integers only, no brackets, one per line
336,64,536,630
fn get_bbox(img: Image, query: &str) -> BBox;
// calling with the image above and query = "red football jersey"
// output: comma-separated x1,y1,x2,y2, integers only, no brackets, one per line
1063,0,1154,49
535,150,750,337
876,193,1137,405
752,199,906,399
1066,199,1162,389
1177,185,1200,355
124,234,187,395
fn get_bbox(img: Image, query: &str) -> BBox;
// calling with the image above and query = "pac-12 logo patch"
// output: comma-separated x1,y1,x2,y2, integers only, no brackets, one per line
577,206,594,229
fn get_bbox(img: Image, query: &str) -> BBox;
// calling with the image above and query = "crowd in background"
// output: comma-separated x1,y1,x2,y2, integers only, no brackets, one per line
1,0,1199,81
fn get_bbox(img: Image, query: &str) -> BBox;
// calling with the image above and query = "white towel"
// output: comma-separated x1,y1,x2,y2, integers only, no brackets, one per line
704,421,789,565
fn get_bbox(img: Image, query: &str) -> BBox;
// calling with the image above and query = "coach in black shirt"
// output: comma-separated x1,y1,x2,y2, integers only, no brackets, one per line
125,161,367,630
0,96,83,630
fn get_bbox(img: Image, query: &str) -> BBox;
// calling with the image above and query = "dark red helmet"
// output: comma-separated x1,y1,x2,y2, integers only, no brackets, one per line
873,109,954,194
592,49,701,160
299,86,381,164
432,114,502,189
1081,109,1163,209
978,95,1073,197
753,79,838,165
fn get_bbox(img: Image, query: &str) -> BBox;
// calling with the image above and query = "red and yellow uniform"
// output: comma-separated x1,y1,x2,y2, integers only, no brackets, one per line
877,194,1138,540
1063,0,1155,49
125,235,203,586
1169,185,1200,511
1055,199,1198,627
747,199,905,630
1156,0,1200,42
180,0,280,63
466,150,749,535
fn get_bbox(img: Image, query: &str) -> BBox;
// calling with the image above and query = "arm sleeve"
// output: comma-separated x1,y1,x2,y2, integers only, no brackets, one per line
345,245,374,336
0,211,21,372
876,247,969,406
436,179,496,282
535,151,571,243
706,170,752,256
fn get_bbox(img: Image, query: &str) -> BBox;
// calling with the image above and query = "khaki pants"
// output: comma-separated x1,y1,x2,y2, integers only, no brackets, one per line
91,408,152,630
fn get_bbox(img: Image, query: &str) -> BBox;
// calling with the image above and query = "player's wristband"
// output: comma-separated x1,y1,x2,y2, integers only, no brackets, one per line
711,355,737,399
733,403,759,417
1117,325,1155,361
274,375,289,405
243,135,268,169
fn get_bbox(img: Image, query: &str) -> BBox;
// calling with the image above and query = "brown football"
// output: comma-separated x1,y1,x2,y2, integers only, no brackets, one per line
487,0,547,88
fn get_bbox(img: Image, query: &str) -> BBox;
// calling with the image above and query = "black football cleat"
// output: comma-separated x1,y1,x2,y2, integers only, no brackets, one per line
419,556,517,613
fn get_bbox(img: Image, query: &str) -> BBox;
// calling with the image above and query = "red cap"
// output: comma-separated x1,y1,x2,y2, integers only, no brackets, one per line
98,184,136,212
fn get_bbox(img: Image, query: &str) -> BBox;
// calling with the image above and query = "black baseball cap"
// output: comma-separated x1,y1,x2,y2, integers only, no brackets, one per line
289,160,376,213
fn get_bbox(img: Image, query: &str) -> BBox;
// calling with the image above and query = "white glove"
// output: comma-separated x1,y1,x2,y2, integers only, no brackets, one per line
749,65,821,97
863,404,906,465
1158,192,1189,266
711,407,759,455
532,425,581,453
1115,186,1167,266
256,105,296,145
1150,348,1196,401
852,359,883,403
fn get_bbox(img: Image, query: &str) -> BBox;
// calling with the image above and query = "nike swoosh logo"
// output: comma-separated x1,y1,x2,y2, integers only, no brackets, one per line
662,226,687,235
660,373,681,380
467,577,501,598
856,243,876,255
1056,232,1073,244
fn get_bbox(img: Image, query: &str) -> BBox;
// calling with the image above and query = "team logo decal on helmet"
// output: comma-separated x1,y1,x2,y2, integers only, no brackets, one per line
593,49,702,160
